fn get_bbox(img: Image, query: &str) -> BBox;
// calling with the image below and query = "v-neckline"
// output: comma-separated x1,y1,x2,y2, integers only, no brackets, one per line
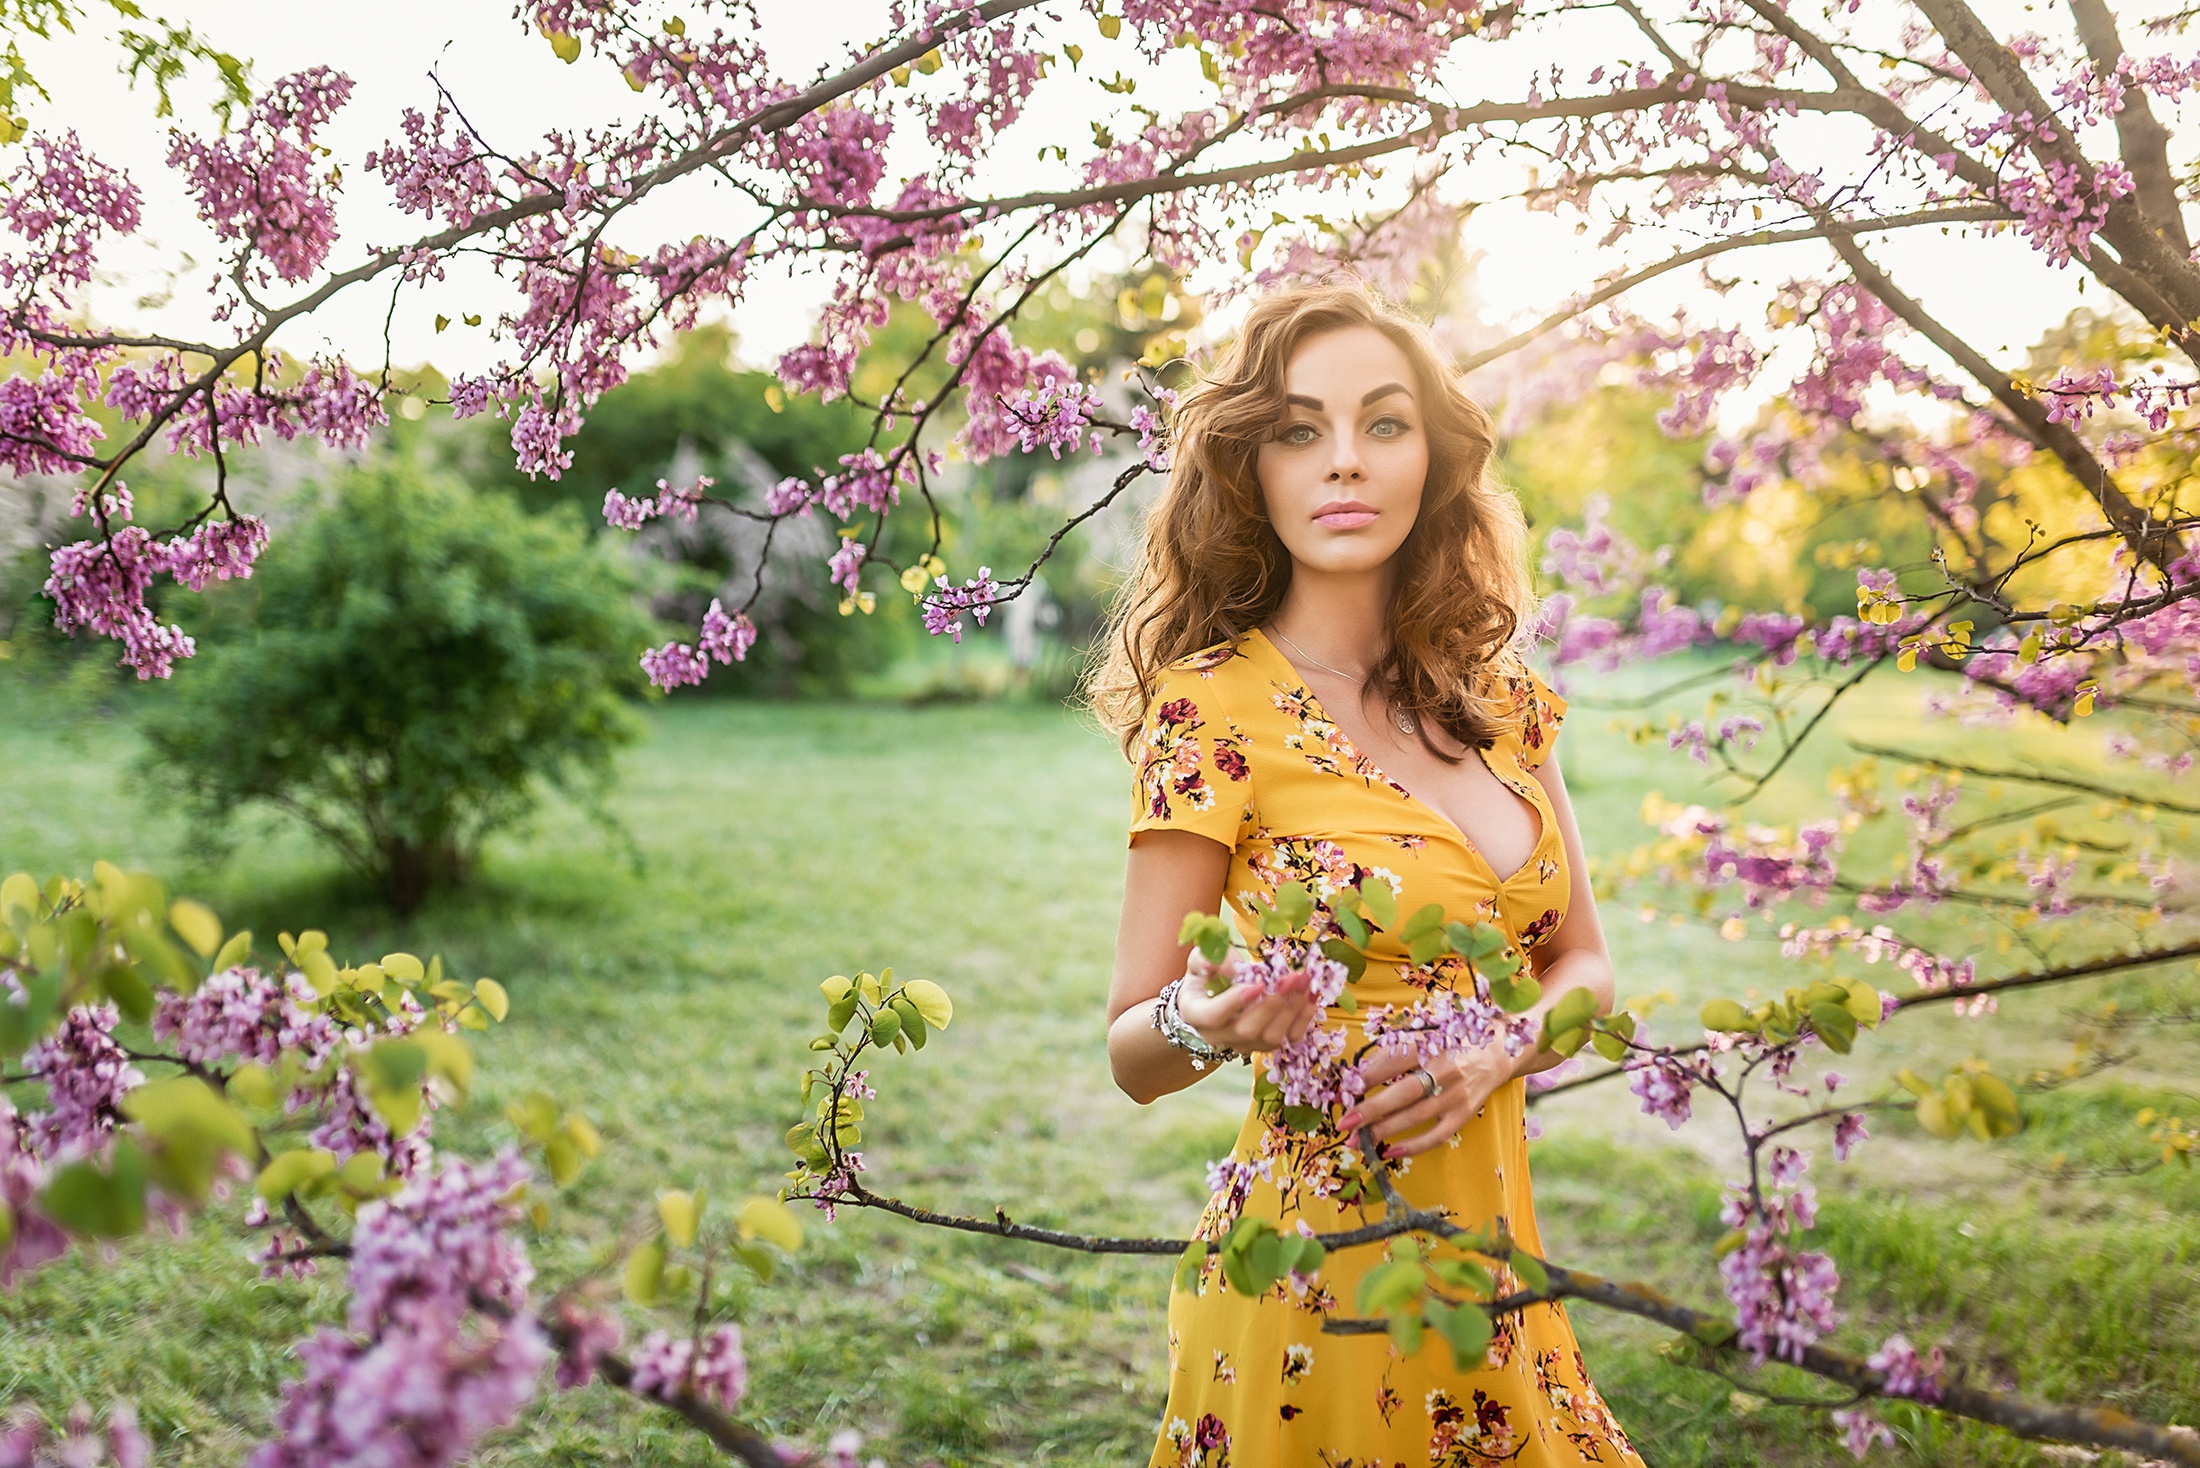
1244,628,1550,888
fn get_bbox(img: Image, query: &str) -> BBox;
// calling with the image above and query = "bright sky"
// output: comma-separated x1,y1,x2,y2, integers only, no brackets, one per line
26,1,2098,401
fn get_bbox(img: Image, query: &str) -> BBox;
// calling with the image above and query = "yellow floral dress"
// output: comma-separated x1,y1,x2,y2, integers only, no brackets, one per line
1129,629,1641,1468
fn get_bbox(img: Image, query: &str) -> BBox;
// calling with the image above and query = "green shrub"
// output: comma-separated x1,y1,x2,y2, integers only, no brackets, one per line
139,460,653,912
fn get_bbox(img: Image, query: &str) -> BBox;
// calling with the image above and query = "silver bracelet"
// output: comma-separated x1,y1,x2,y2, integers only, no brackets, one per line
1152,976,1243,1070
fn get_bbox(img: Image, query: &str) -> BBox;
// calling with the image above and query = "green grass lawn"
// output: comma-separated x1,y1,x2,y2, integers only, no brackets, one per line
0,668,2194,1467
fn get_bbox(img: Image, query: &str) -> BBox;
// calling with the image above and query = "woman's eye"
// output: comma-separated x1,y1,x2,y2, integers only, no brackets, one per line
1278,423,1318,445
1368,416,1411,439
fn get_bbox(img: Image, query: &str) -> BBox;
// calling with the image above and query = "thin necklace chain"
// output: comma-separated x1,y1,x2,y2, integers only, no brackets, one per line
1267,625,1417,735
1268,624,1369,684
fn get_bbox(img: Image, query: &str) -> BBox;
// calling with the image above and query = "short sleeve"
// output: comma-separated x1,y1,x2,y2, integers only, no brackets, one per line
1127,665,1255,849
1497,653,1567,771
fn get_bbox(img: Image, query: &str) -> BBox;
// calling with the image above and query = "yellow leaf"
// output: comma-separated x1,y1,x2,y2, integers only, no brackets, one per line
380,952,425,984
299,950,338,996
472,977,509,1022
434,314,450,332
0,872,37,920
901,978,953,1030
738,1195,804,1251
168,899,222,958
659,1189,699,1246
1098,12,1121,37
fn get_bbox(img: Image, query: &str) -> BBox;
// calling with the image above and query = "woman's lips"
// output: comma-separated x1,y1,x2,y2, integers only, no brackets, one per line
1313,504,1378,530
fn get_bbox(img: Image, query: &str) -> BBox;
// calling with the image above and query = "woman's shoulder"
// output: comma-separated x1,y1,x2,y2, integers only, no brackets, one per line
1162,637,1256,679
1149,637,1262,704
1478,646,1567,768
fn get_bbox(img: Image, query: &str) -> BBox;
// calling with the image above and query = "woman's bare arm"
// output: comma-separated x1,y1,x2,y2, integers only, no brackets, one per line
1107,828,1321,1105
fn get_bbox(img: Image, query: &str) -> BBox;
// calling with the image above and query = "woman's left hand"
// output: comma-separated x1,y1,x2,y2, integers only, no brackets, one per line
1338,1044,1517,1161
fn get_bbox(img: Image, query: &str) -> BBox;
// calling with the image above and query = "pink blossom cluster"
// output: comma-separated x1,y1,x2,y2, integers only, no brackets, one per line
1623,1049,1715,1132
639,599,760,692
998,380,1107,460
602,476,715,531
549,1304,623,1390
1683,812,1843,909
1539,495,1667,599
21,1005,142,1160
1129,387,1178,471
1718,1145,1839,1365
921,568,1002,643
1867,1333,1946,1402
627,1324,748,1410
253,1151,545,1468
154,966,338,1071
0,1103,66,1287
168,68,352,285
1668,714,1763,766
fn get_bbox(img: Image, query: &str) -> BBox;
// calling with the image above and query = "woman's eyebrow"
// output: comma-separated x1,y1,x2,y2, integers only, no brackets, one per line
1284,382,1416,411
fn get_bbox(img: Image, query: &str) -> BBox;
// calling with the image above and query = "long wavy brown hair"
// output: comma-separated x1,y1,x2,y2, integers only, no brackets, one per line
1088,281,1537,758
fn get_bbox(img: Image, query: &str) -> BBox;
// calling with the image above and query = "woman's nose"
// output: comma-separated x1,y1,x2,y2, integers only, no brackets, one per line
1327,431,1365,481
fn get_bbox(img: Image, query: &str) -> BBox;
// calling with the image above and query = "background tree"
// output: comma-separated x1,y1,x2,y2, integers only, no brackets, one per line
138,459,652,912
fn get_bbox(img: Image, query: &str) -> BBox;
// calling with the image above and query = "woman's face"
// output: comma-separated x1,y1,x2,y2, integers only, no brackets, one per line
1254,324,1429,579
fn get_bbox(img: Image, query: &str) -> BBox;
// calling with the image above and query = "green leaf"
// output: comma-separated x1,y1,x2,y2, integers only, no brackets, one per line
40,1138,145,1239
1400,903,1445,941
827,996,860,1032
210,928,252,974
1272,880,1314,930
1491,975,1541,1014
1895,1067,1934,1098
1319,937,1365,983
1509,1250,1550,1293
869,1007,903,1046
1426,1298,1494,1369
622,1234,667,1304
901,978,954,1030
255,1147,338,1201
1387,1307,1424,1356
1357,881,1397,929
101,959,154,1026
1700,998,1753,1032
1590,1028,1628,1062
1334,907,1369,948
1547,986,1599,1033
1355,1259,1427,1315
1807,1001,1858,1054
1174,1240,1206,1293
1430,1258,1494,1296
820,975,854,1005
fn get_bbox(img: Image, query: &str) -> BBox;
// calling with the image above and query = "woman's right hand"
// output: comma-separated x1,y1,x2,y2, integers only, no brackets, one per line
1173,955,1326,1054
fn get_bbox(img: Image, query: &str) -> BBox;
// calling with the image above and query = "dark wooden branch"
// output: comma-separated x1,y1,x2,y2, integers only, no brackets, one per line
1828,232,2180,573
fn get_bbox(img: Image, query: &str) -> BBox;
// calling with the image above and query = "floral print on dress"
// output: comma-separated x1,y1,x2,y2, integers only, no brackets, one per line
1428,1387,1518,1465
1163,1413,1234,1468
1138,696,1248,822
1518,908,1562,949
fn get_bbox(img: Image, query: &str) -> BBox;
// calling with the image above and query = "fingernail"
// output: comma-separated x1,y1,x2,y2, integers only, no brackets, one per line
1339,1112,1360,1129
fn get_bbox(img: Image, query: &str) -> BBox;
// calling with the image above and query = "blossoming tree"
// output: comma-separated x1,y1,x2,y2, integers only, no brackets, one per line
5,0,2200,1462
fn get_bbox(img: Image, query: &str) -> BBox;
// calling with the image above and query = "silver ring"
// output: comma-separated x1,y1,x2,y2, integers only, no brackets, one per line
1411,1065,1441,1099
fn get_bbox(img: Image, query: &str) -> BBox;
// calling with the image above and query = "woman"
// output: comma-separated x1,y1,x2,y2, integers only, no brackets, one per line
1091,283,1641,1467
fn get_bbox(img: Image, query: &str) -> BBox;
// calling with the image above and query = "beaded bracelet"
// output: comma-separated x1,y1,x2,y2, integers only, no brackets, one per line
1151,976,1244,1070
